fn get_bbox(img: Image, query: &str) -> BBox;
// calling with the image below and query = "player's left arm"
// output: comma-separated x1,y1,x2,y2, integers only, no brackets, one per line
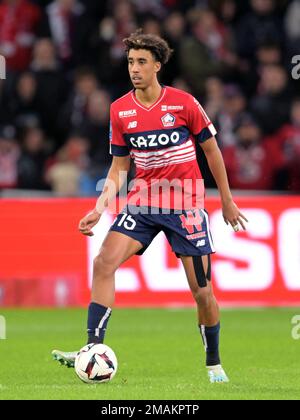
200,137,248,231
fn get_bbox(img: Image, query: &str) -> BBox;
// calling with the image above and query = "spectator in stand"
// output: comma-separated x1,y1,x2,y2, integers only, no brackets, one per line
45,134,90,196
197,80,247,188
132,0,197,15
59,67,98,138
142,16,162,37
130,0,166,19
0,125,20,189
33,0,109,15
89,0,136,95
77,88,113,192
31,37,58,71
273,99,300,192
236,0,284,62
88,16,116,87
77,89,111,168
107,0,137,60
179,8,237,96
6,71,42,131
162,11,186,85
211,0,240,53
284,0,300,56
251,64,292,135
256,41,283,67
0,80,7,125
214,0,238,27
203,77,225,123
81,0,109,20
171,77,192,93
39,0,94,70
0,0,41,72
241,41,283,96
17,126,49,189
215,84,247,148
162,0,198,14
222,113,284,190
30,38,68,142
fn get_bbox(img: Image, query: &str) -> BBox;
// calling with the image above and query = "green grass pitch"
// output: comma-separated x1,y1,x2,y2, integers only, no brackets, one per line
0,308,299,400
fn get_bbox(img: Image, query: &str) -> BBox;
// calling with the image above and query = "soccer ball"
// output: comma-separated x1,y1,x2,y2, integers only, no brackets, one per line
75,343,118,384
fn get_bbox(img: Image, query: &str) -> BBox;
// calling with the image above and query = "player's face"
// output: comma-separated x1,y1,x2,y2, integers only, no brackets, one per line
128,49,161,89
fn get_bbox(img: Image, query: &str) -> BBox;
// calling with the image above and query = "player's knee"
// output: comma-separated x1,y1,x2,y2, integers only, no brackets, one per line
93,253,117,278
193,286,213,308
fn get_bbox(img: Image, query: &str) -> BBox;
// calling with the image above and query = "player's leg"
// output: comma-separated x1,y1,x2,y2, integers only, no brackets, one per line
181,255,219,326
180,254,229,383
52,230,143,367
87,230,143,345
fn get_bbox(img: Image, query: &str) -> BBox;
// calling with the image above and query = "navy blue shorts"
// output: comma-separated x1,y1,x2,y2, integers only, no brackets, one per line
109,206,215,258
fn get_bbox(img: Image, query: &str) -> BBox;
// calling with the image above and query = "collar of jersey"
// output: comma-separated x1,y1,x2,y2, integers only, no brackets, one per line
131,85,166,112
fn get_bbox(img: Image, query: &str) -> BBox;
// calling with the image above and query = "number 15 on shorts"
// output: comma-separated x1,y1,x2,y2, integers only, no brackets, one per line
117,213,137,231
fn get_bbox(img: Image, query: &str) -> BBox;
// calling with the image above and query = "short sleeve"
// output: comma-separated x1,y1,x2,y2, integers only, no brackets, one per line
187,96,217,144
109,106,130,156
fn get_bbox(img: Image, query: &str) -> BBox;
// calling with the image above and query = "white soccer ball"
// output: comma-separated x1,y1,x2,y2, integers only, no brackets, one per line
75,343,118,384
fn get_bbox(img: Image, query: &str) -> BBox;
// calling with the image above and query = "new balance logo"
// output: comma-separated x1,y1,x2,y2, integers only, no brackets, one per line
196,240,206,247
0,55,6,80
128,121,137,129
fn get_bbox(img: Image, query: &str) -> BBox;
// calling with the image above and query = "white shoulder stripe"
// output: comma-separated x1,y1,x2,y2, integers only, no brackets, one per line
208,123,217,137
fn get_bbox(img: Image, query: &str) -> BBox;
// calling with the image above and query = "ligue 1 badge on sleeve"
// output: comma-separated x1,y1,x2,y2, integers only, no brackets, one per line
0,55,6,80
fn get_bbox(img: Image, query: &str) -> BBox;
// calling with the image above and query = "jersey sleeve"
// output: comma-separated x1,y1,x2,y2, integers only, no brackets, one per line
187,95,217,144
109,106,130,156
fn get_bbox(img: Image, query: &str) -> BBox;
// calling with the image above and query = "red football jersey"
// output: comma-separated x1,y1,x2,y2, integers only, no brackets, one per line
109,86,217,209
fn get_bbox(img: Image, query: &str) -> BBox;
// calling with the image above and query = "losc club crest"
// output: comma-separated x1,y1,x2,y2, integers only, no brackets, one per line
161,113,176,127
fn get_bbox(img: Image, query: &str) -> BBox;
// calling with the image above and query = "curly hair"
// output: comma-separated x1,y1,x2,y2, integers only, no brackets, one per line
123,29,173,65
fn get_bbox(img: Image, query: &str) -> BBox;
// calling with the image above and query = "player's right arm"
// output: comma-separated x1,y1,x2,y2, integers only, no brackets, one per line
78,156,131,236
79,104,131,237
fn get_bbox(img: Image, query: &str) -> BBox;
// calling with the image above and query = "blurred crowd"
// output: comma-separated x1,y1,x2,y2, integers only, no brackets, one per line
0,0,300,195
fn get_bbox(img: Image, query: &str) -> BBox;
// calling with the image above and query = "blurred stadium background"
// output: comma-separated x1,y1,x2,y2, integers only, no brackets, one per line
1,0,300,402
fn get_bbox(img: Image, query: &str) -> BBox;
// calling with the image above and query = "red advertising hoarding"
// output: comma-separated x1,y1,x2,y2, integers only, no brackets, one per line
0,196,299,307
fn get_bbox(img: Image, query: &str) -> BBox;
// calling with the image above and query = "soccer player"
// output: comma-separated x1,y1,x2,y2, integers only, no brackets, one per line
52,30,248,383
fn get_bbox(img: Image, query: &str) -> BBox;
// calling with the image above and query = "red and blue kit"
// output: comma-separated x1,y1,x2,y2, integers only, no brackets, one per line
110,86,217,210
109,86,217,257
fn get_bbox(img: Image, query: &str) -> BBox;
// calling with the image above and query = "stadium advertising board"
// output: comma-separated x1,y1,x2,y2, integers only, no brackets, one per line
0,196,299,307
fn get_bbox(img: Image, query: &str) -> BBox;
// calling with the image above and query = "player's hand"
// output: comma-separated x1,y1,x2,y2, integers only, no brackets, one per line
78,210,101,237
222,200,248,232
